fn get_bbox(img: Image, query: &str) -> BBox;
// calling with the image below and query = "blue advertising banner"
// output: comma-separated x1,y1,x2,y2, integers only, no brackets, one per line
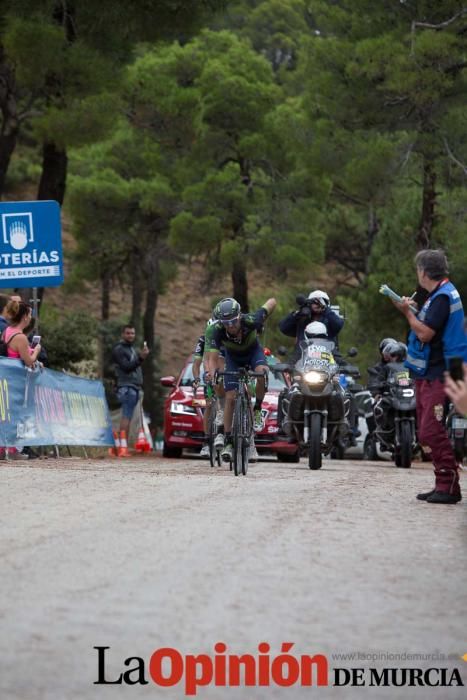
0,359,114,447
0,200,63,287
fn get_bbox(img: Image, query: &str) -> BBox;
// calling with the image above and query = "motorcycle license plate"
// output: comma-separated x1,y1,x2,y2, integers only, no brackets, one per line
452,417,467,430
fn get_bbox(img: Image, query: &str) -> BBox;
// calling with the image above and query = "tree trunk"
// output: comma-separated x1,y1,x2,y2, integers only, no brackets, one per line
37,141,68,204
33,142,68,308
416,157,437,249
0,46,19,199
130,247,144,335
142,248,160,427
101,270,110,321
231,258,249,311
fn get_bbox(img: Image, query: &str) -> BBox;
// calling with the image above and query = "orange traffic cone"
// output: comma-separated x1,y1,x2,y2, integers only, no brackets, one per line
118,430,130,457
108,430,119,457
135,427,151,452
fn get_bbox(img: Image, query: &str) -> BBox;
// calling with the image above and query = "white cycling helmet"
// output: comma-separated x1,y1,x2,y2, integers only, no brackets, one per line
304,321,328,338
308,289,330,307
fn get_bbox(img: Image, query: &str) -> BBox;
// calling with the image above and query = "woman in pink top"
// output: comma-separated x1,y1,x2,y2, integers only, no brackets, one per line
3,300,41,366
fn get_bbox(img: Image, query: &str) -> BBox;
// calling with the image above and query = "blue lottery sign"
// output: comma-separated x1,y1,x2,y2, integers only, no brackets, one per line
0,200,63,287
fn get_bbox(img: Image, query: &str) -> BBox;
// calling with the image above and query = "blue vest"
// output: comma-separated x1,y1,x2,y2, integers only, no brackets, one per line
405,280,467,376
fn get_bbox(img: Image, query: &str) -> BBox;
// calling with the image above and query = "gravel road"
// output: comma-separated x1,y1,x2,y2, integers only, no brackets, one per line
1,455,466,699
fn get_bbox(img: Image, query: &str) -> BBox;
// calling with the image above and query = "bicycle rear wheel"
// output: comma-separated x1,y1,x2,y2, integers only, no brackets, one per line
232,398,244,476
207,400,219,468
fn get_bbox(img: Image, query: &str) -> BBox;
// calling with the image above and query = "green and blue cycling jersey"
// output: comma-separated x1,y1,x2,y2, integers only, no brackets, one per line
206,306,269,391
206,306,268,356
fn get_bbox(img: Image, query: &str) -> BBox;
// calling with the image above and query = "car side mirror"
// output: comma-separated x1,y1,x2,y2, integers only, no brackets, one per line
160,376,176,387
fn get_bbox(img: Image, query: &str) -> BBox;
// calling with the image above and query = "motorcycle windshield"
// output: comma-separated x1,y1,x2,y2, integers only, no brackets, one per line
297,339,336,374
386,362,413,386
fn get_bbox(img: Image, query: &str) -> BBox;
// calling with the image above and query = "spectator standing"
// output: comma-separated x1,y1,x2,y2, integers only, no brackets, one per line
393,249,467,504
0,300,42,461
111,325,149,457
2,300,42,366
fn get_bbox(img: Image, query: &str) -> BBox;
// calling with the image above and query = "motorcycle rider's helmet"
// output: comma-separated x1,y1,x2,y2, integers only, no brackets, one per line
396,342,408,360
304,321,328,338
379,337,397,355
307,289,330,307
213,298,241,322
383,340,406,361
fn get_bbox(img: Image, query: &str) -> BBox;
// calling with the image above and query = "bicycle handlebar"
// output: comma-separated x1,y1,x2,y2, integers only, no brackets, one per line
215,368,267,381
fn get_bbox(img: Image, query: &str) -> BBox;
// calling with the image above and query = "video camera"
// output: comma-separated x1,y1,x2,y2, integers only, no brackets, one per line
295,293,343,318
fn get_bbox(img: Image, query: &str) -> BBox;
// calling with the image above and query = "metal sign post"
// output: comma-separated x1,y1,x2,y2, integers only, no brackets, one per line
31,287,39,333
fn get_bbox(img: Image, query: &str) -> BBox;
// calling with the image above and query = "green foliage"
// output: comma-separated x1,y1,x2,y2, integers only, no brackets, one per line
40,312,98,372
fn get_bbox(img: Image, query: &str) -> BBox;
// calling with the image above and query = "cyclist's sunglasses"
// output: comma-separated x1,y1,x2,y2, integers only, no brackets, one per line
221,316,240,326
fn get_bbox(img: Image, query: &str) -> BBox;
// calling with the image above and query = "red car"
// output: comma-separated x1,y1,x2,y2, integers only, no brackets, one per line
160,355,299,462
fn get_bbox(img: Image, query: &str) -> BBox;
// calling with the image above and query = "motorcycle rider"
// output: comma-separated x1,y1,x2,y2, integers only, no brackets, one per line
280,321,338,434
279,289,344,359
366,339,406,435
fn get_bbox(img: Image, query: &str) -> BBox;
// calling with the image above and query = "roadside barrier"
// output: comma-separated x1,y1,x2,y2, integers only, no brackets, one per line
0,358,114,448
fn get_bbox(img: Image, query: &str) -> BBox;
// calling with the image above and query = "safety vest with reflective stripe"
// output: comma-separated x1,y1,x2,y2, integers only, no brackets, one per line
405,280,467,376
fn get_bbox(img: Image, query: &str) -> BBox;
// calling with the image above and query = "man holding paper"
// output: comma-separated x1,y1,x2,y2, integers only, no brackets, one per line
392,249,467,504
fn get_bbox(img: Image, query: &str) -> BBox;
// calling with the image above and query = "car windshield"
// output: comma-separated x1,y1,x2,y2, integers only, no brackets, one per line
179,361,286,390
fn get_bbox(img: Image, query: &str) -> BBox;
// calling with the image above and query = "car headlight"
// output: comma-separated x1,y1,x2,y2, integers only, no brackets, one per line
304,370,328,385
170,401,197,415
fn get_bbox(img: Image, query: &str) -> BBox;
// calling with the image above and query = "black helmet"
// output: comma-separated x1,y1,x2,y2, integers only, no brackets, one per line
379,337,397,355
213,298,241,321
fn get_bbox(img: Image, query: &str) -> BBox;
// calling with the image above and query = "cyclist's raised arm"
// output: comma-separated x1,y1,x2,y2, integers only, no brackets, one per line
263,297,277,316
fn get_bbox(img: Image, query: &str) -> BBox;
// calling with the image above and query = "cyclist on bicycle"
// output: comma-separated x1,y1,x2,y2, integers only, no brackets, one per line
205,296,277,462
192,320,226,457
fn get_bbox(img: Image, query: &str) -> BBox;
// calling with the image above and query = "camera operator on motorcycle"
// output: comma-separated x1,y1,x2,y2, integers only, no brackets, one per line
279,289,344,360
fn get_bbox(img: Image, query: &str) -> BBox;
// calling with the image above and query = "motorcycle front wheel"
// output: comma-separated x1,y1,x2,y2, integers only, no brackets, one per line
309,413,322,470
396,420,412,468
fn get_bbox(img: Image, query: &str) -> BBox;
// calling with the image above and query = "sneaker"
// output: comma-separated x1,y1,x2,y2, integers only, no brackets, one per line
215,409,224,427
249,443,258,462
416,489,436,501
199,444,210,458
214,433,225,449
426,491,462,504
253,409,264,432
221,442,233,463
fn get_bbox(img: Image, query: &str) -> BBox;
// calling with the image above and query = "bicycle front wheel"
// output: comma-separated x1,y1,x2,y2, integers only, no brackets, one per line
241,396,253,476
232,399,243,476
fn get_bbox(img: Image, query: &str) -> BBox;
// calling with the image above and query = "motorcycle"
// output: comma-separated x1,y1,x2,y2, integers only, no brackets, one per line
366,362,417,468
332,350,363,458
446,404,467,464
277,337,348,470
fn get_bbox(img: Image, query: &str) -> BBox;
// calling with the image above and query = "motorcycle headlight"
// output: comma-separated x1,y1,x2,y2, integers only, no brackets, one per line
401,389,414,397
170,401,197,415
304,370,328,385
